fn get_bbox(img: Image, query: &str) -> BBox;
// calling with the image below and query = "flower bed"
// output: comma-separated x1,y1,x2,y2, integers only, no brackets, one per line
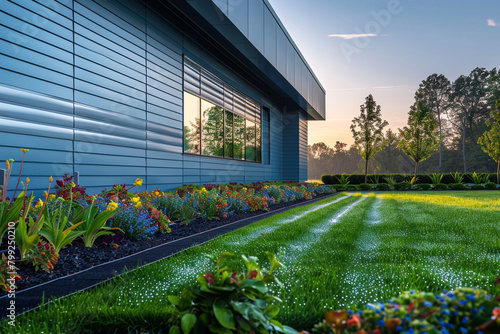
0,149,334,294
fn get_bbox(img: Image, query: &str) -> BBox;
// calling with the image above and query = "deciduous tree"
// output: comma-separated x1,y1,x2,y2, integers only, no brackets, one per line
398,102,440,178
350,94,388,183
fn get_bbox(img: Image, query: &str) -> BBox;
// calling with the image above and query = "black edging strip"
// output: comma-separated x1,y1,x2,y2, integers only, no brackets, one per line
0,193,338,319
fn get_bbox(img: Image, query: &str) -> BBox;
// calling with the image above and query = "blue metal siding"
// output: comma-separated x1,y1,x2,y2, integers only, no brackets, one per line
0,0,309,193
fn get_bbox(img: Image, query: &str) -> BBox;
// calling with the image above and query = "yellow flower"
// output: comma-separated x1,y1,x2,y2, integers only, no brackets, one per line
131,197,140,204
70,182,76,188
20,148,29,153
5,160,10,170
49,194,55,200
43,191,48,198
35,199,43,208
133,178,143,187
49,176,53,182
26,177,30,184
106,202,118,211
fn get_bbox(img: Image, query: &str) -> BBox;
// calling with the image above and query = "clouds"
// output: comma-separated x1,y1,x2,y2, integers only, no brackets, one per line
487,19,497,27
328,33,387,40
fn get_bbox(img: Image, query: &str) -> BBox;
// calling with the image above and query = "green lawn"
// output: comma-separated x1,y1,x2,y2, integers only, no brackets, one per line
3,191,500,333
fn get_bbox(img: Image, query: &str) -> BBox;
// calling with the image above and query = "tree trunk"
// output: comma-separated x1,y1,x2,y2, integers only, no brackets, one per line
462,123,467,173
438,116,442,171
365,158,368,183
497,160,499,185
414,161,419,180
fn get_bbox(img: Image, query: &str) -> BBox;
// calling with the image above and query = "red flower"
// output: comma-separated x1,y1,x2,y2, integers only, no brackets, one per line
204,273,214,284
248,270,258,279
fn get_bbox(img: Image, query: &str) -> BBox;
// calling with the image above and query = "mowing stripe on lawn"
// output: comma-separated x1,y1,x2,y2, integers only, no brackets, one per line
4,191,500,333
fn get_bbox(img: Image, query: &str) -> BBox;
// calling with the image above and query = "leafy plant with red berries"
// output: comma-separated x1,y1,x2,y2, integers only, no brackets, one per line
166,252,295,334
0,254,21,292
24,241,58,272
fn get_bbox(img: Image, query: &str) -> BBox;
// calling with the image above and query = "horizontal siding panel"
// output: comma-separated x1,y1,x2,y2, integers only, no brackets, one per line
0,54,72,87
0,69,73,100
146,141,182,153
147,159,182,169
74,153,145,167
146,167,182,176
74,129,146,149
75,117,146,141
75,104,146,130
146,150,182,161
75,59,146,89
74,28,143,73
76,165,146,176
147,131,182,147
79,176,145,188
147,103,182,123
147,114,182,134
74,91,145,120
0,84,73,114
75,45,145,83
5,0,73,32
0,26,72,63
0,133,72,151
74,141,145,158
0,102,73,128
147,84,182,106
0,39,72,75
0,117,73,139
74,80,146,111
75,1,145,46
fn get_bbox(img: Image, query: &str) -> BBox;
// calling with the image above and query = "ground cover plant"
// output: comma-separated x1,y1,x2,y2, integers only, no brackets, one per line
2,191,499,333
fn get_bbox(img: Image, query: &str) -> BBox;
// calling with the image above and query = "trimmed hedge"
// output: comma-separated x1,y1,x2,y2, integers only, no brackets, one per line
321,173,497,185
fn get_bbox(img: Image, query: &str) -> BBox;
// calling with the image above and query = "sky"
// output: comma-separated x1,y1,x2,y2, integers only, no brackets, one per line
267,0,500,147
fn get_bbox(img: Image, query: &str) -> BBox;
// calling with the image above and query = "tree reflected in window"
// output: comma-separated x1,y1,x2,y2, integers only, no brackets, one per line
201,100,224,157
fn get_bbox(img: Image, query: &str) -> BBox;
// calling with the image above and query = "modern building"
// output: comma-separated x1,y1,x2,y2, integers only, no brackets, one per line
0,0,325,193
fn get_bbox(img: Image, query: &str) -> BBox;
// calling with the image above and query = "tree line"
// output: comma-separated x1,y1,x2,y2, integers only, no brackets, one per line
309,68,500,183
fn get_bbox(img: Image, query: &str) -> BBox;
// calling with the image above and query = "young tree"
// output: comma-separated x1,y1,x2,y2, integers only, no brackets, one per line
478,100,500,184
398,101,440,178
350,94,388,183
414,74,451,170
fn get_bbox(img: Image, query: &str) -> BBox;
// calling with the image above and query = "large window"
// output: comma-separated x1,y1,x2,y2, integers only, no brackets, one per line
183,58,262,162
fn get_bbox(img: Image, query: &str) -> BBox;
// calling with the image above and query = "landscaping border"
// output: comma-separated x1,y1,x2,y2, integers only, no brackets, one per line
0,193,337,319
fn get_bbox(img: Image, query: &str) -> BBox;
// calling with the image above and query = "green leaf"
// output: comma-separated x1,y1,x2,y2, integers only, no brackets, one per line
213,301,236,330
181,313,197,334
230,301,250,319
264,304,280,317
241,279,268,293
208,324,233,334
254,299,267,309
169,325,181,334
168,295,180,306
266,252,283,273
216,252,234,270
270,319,285,333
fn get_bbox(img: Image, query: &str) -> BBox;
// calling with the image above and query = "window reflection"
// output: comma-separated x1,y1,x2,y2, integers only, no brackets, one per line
245,119,255,161
183,92,200,154
201,100,224,157
224,110,233,158
233,114,245,160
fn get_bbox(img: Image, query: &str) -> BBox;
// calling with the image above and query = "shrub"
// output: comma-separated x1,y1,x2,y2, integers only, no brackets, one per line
485,182,498,189
321,174,334,185
394,182,411,190
416,183,431,190
334,185,346,191
375,183,390,190
429,173,443,185
433,183,448,190
346,185,359,191
359,183,372,191
166,252,287,334
470,184,485,190
449,183,469,190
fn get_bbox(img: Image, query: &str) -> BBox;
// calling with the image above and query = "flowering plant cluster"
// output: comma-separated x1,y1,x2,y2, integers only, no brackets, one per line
166,252,291,334
307,287,500,334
